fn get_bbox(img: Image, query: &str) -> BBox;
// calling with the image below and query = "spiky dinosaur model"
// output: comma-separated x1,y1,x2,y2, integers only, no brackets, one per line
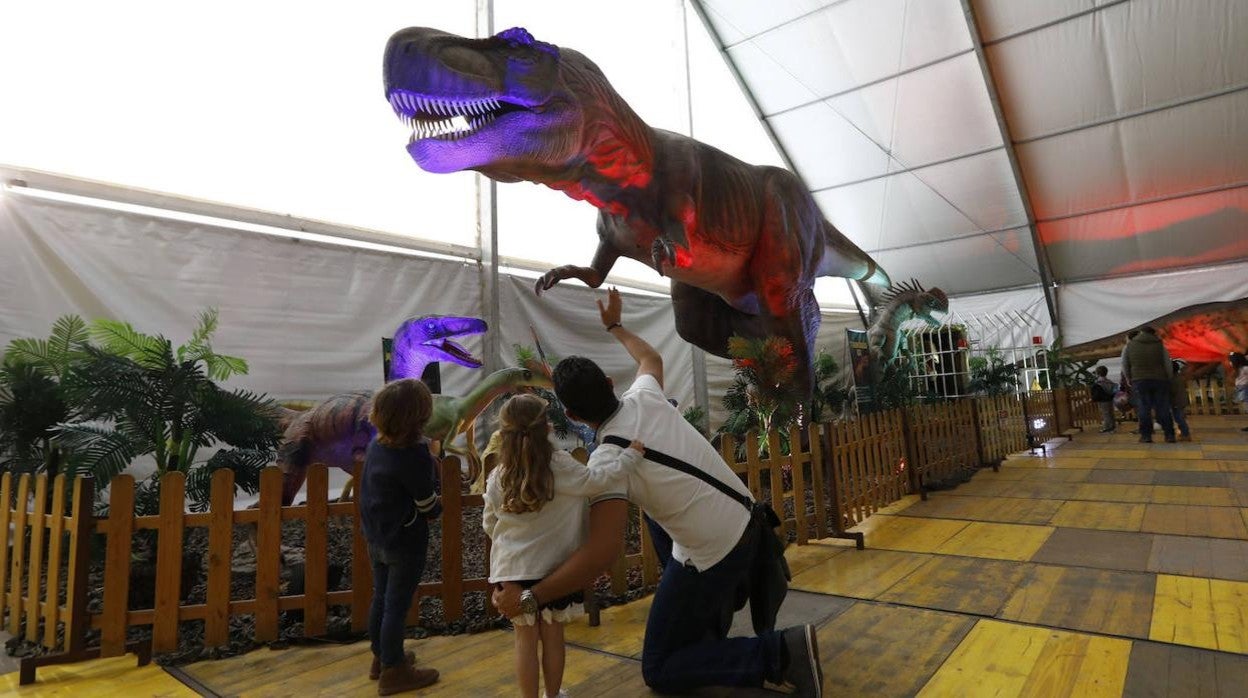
1062,298,1248,375
382,26,890,396
866,280,950,365
277,366,551,505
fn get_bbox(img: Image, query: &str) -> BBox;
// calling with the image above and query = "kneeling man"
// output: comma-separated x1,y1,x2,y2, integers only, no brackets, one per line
495,288,822,695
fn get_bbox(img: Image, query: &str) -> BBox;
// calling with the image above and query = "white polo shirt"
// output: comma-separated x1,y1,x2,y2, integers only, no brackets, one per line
590,374,751,571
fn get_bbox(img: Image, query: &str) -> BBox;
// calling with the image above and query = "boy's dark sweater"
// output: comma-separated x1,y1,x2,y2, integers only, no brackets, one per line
359,438,442,552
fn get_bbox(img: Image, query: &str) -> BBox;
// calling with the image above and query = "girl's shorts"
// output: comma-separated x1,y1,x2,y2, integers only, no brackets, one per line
504,580,584,626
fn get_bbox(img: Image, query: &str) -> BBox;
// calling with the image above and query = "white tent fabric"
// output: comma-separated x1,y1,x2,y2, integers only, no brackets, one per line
693,0,1248,342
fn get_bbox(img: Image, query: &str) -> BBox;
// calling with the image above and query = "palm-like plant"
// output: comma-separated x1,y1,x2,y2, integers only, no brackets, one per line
53,310,279,511
1,315,91,475
967,347,1020,396
718,335,802,458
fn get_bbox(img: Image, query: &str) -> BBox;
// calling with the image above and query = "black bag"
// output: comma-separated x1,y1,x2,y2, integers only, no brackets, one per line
603,436,790,635
1090,382,1110,402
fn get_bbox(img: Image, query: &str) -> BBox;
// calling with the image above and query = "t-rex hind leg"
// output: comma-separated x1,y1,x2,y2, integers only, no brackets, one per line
670,281,765,360
761,289,821,400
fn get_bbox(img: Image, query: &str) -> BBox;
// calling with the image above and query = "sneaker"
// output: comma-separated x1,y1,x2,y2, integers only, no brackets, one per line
370,650,415,680
1164,436,1177,443
1139,437,1153,443
1178,434,1192,442
378,663,438,696
1099,427,1115,433
1241,426,1248,432
775,625,823,697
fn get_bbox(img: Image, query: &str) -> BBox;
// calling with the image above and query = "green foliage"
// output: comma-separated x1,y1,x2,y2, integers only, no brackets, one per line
871,346,930,410
49,310,278,513
681,404,709,439
809,350,850,423
717,336,806,458
0,315,91,474
1042,340,1097,389
967,347,1020,396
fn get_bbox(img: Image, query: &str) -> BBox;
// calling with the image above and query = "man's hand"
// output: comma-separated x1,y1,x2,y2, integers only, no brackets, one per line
597,287,623,329
628,439,645,453
493,582,524,618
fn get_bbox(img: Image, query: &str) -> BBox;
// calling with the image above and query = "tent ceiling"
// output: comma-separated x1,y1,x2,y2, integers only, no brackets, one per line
693,0,1248,307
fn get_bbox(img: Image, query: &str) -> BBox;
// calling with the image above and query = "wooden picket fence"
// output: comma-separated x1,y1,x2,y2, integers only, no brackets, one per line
1185,381,1246,416
5,391,1083,684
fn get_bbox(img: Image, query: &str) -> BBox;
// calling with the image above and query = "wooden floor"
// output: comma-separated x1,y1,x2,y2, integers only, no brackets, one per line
8,415,1248,696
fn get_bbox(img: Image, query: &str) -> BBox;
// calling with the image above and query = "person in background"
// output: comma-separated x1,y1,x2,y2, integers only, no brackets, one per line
483,394,640,698
360,379,441,695
1121,326,1176,443
1091,365,1118,433
1169,360,1192,442
1232,352,1248,432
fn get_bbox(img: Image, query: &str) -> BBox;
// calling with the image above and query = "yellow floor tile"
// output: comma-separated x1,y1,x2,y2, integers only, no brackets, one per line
1141,449,1205,460
1099,458,1221,472
1150,574,1248,653
1095,449,1152,461
791,548,931,599
0,655,193,697
873,494,921,515
563,596,653,659
1073,483,1154,503
1050,501,1146,531
1006,456,1102,470
1149,485,1237,506
784,540,850,577
935,521,1055,561
918,620,1131,697
850,515,970,554
1141,504,1248,539
1221,460,1248,473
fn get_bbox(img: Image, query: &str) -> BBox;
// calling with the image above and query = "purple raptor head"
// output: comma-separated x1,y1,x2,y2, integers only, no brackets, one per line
389,314,488,381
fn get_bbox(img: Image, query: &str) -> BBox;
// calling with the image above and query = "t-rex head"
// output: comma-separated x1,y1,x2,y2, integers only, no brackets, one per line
391,315,488,379
382,26,652,189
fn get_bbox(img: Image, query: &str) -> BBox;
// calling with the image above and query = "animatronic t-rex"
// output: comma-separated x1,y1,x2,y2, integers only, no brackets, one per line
867,281,950,366
1061,298,1248,376
381,26,890,395
276,366,551,505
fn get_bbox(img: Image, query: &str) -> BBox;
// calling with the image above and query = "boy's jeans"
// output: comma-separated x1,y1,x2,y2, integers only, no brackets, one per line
368,542,427,668
1172,406,1190,437
1098,401,1116,431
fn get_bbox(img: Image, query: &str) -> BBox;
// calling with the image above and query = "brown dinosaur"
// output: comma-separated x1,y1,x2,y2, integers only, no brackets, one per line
1062,298,1248,375
381,26,889,396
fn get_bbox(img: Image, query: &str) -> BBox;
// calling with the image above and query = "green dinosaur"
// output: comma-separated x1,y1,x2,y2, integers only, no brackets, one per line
277,366,551,504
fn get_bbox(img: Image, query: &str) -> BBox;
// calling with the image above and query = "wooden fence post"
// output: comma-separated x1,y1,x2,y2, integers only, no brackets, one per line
968,398,987,469
41,475,67,649
0,473,11,615
152,472,186,653
24,475,48,643
254,467,283,643
304,465,329,638
8,474,31,636
204,468,234,648
100,475,133,656
350,462,371,634
899,408,925,500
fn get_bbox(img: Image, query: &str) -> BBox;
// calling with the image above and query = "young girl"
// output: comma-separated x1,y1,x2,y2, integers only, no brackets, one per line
483,394,642,698
360,379,441,695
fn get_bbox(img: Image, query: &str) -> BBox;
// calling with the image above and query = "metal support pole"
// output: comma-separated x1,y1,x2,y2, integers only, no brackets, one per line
476,0,501,375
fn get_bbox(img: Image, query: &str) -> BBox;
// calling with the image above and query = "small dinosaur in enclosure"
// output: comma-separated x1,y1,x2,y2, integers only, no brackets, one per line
382,26,890,396
866,280,949,366
276,366,550,504
1062,297,1248,376
388,314,488,381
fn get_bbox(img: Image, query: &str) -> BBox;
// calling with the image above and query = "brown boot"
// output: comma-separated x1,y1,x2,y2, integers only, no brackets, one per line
378,663,438,695
370,650,416,680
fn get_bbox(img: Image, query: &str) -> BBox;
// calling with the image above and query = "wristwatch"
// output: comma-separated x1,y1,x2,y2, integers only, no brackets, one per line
519,589,539,616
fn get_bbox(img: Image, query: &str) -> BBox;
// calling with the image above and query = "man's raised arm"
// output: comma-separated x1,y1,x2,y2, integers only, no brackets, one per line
598,287,663,388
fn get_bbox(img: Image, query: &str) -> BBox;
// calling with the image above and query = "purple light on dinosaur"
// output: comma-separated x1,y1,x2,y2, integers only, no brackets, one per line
389,315,487,382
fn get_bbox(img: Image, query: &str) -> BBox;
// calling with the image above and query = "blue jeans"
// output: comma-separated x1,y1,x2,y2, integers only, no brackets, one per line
645,514,673,571
641,525,783,691
1134,379,1175,440
368,541,427,667
1172,406,1190,437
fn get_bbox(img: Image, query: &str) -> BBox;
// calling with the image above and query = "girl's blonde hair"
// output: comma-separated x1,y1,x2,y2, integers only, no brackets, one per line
496,394,554,514
369,379,433,448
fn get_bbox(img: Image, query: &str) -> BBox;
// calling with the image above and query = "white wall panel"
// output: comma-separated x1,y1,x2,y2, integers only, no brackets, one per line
1021,89,1248,220
1059,260,1248,346
871,229,1041,295
769,106,897,189
972,0,1093,42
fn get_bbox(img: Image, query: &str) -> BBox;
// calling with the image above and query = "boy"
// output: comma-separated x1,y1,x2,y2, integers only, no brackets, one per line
1091,366,1118,433
361,378,441,695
